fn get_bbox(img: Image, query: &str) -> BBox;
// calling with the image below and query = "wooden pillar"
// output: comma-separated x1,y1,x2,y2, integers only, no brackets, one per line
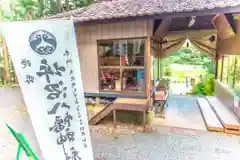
145,20,152,100
113,108,116,128
215,53,219,79
215,36,220,79
160,42,163,78
157,43,160,80
2,36,10,83
220,55,224,81
143,111,146,130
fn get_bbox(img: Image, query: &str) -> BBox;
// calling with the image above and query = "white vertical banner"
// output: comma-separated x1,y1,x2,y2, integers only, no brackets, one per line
1,20,94,160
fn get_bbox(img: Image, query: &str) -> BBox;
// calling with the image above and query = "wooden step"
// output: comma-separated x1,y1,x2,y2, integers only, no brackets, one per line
206,96,240,134
88,103,113,125
197,98,224,132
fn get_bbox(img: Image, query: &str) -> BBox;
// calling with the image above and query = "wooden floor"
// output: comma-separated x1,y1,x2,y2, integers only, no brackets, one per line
206,96,240,135
197,98,224,132
153,95,207,131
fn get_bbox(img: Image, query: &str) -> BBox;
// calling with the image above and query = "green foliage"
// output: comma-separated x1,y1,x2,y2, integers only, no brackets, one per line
1,0,93,21
234,85,240,93
164,67,171,77
0,66,4,81
203,74,214,96
190,81,204,96
166,47,212,69
189,74,214,96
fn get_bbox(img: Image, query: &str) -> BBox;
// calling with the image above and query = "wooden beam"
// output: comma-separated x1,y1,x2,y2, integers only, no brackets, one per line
169,25,215,31
151,37,181,45
193,40,216,52
191,41,215,60
153,17,172,41
162,40,183,52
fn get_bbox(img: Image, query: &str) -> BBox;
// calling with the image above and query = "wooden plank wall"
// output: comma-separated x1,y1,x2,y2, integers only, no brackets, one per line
75,20,152,94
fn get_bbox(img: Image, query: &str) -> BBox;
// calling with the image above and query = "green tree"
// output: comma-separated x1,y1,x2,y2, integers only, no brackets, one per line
1,0,93,21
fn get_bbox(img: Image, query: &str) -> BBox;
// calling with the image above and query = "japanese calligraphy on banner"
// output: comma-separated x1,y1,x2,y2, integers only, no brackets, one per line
0,20,94,160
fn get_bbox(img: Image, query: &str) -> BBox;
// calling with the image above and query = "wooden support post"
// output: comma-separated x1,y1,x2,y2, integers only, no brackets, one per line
113,107,116,128
143,111,146,131
2,36,10,83
145,20,152,100
160,42,163,78
215,36,220,79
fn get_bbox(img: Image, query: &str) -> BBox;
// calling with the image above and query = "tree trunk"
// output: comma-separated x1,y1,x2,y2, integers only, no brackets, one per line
65,0,70,11
38,0,44,17
56,0,62,13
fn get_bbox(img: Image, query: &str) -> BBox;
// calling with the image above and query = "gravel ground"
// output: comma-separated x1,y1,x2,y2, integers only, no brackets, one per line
92,127,240,160
1,88,240,160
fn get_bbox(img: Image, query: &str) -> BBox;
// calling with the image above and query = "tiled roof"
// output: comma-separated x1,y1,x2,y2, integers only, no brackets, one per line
45,0,240,23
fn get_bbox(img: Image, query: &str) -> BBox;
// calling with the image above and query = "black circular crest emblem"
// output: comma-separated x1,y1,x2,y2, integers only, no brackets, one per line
29,30,57,55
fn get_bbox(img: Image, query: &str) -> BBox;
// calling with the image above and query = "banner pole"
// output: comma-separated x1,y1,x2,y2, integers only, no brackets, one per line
16,144,21,160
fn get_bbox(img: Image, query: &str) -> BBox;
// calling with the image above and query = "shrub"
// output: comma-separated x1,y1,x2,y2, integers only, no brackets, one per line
189,74,214,96
203,74,214,96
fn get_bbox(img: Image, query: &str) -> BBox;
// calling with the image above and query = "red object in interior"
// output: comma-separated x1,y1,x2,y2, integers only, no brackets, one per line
100,71,106,81
122,56,127,65
155,90,165,100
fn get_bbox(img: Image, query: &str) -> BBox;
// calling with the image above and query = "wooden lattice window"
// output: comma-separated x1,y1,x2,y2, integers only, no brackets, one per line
97,38,146,94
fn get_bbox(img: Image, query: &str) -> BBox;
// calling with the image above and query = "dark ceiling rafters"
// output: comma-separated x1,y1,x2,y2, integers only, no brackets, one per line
152,13,237,33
